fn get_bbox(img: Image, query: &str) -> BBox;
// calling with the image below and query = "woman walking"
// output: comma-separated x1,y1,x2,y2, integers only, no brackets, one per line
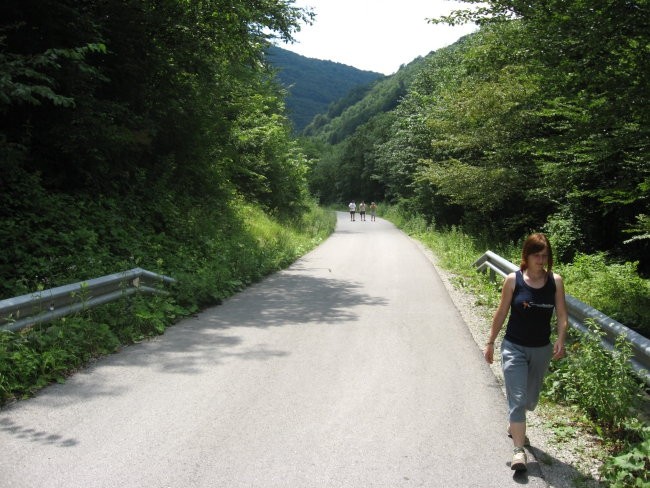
484,233,568,471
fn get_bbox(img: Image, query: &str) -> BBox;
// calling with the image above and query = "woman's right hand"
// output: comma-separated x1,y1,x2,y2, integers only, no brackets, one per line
484,344,494,364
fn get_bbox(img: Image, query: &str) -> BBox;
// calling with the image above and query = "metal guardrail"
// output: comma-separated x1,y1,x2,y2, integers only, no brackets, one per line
0,268,176,333
474,250,650,386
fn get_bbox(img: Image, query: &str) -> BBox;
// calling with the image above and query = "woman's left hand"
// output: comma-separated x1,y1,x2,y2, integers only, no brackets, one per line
552,340,566,360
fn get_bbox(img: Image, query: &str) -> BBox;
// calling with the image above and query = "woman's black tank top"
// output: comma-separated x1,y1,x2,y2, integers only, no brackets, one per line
504,270,556,347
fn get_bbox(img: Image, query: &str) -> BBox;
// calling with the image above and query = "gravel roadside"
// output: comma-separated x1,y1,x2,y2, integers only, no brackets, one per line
413,238,605,488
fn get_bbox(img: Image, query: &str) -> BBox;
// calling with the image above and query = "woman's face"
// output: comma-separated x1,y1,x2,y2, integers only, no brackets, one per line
527,247,549,270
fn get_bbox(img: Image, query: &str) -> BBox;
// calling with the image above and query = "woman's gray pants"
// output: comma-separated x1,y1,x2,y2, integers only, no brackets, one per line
501,339,553,422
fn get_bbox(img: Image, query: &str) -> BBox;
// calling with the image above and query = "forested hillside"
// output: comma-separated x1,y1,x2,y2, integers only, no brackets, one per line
305,0,650,279
0,0,315,301
302,55,427,144
265,46,383,132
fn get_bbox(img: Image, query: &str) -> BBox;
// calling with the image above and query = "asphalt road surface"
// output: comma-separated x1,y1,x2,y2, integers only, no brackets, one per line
0,212,550,487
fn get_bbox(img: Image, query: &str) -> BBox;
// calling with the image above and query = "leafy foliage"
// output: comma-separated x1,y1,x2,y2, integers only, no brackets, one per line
557,254,650,334
0,318,121,400
543,322,644,431
601,425,650,488
0,0,318,294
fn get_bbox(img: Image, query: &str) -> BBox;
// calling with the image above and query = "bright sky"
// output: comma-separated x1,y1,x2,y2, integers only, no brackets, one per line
279,0,477,75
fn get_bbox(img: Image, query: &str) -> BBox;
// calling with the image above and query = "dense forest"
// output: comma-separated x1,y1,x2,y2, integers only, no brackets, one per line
0,0,316,301
266,46,383,132
305,0,650,276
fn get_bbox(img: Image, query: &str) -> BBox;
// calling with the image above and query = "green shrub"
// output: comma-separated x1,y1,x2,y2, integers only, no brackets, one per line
0,317,121,402
557,253,650,335
382,201,412,229
542,207,584,263
601,424,650,488
543,321,644,431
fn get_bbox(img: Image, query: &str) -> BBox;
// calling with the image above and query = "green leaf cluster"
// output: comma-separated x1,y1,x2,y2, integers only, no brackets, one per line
557,254,650,335
543,322,644,431
0,318,120,400
543,321,648,486
1,0,312,213
0,0,319,295
602,426,650,488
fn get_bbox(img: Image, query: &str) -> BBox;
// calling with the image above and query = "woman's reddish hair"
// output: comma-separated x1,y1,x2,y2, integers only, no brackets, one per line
520,233,553,272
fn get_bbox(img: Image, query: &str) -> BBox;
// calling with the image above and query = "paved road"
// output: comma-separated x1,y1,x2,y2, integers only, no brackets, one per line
0,212,549,487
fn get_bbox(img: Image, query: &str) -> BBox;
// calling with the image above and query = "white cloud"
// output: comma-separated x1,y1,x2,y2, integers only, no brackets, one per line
280,0,477,75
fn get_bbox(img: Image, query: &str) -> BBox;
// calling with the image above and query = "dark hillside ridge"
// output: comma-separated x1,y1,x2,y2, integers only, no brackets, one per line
266,46,384,132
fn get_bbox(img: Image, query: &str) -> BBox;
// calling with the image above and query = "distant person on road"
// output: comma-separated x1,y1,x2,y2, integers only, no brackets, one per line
370,202,377,221
359,201,366,221
484,233,567,472
348,200,356,221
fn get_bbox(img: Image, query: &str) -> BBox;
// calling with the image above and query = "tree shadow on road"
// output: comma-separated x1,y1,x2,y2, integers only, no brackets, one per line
0,417,78,447
204,269,388,329
137,270,389,373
